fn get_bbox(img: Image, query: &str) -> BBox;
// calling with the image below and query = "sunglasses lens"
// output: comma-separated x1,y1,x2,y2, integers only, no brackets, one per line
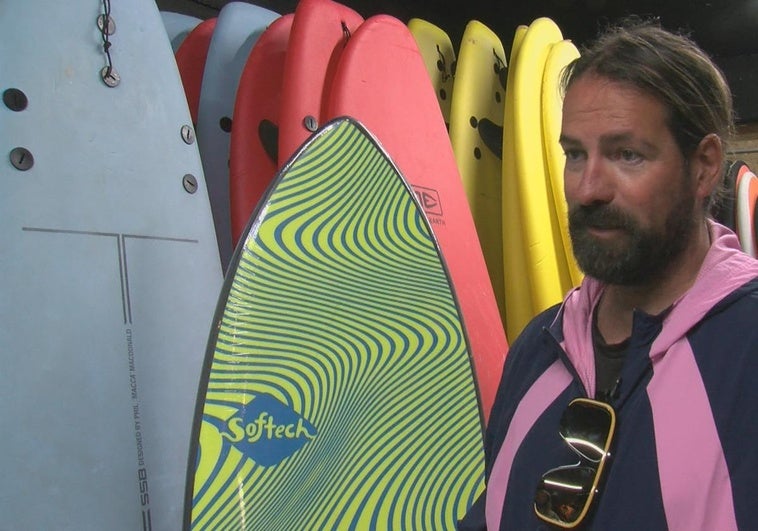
534,399,616,527
559,399,614,462
535,465,596,525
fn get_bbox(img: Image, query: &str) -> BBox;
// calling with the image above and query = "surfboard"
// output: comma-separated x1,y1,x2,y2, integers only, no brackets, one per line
196,1,279,270
542,39,583,287
449,19,507,324
736,166,758,257
1,1,223,529
184,117,485,529
325,14,508,423
278,0,364,164
714,159,747,231
501,24,533,340
175,17,217,126
408,18,456,127
506,17,567,333
229,14,294,248
161,11,202,52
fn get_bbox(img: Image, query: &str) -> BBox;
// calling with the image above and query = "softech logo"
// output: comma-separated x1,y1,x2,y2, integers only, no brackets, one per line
218,393,317,467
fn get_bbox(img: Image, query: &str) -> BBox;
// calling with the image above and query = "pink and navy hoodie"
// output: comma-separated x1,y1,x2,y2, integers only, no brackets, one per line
459,221,758,530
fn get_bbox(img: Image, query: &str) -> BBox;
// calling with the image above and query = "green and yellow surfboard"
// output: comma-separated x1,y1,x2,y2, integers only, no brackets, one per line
185,118,485,530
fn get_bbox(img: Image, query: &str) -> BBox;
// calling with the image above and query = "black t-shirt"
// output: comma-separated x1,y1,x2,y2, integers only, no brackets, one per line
592,306,628,402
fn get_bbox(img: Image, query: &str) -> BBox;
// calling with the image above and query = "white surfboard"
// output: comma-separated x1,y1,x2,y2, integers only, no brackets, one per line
196,1,279,271
0,1,222,529
737,167,758,257
161,11,203,52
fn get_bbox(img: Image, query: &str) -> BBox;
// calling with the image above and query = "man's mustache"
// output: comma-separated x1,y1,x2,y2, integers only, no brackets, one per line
568,204,636,232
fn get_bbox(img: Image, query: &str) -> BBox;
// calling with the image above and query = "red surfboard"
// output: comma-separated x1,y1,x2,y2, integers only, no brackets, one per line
278,0,363,163
229,14,294,247
175,17,216,125
325,15,508,423
736,166,758,257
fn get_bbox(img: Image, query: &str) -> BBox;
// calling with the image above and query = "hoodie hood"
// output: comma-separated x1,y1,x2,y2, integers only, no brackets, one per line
555,220,758,397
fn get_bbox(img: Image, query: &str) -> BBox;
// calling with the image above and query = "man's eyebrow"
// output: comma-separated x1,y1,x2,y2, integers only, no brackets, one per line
559,131,657,150
558,134,581,146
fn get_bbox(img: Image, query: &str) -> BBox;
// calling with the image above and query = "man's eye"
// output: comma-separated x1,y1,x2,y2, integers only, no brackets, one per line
618,149,642,163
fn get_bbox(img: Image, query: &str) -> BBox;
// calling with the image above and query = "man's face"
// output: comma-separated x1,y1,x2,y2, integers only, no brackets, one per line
560,74,699,286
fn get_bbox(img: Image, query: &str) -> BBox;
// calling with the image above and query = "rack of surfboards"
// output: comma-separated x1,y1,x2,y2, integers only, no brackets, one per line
170,0,510,528
1,0,505,528
433,17,586,341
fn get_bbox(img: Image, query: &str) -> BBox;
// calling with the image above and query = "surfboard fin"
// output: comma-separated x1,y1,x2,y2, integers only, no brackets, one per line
258,119,279,165
477,117,503,160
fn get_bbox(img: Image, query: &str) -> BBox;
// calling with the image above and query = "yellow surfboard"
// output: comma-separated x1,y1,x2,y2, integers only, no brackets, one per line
510,18,569,322
542,39,584,287
408,18,456,126
449,20,507,324
501,24,532,340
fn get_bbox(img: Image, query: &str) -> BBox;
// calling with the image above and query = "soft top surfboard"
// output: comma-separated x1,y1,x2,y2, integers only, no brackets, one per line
501,24,533,340
1,0,222,529
449,19,507,324
505,18,569,336
408,18,456,127
325,14,508,422
229,14,294,247
712,159,744,230
185,117,484,529
175,17,217,126
736,166,758,256
196,1,279,270
513,17,570,310
542,39,583,287
278,0,364,163
161,11,202,52
279,0,363,163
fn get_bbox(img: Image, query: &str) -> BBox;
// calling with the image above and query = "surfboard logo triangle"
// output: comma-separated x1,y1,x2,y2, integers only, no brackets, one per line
413,185,443,216
218,393,318,467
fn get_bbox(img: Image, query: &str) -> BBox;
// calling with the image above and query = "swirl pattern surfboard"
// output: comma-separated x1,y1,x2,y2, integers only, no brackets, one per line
185,118,485,529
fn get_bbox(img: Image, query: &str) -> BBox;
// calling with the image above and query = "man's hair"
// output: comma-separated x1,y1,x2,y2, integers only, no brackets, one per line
561,18,735,157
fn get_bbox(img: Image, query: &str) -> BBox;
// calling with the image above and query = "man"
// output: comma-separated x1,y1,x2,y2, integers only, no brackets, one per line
459,19,758,530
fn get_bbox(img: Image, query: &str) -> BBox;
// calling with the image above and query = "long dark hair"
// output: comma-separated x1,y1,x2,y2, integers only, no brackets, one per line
561,18,735,210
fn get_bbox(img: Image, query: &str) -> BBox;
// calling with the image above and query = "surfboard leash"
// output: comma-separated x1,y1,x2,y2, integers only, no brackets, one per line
98,0,120,87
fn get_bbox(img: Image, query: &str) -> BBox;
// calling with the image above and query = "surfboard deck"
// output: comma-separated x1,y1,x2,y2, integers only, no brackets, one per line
325,14,508,423
278,0,364,163
229,13,294,247
196,1,279,270
449,19,507,324
185,117,485,529
408,17,456,127
1,1,222,529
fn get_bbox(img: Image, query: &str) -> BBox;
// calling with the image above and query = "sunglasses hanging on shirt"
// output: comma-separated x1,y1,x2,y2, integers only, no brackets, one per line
534,398,617,528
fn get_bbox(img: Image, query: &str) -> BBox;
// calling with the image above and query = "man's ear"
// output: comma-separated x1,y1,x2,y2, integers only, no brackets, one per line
691,133,724,200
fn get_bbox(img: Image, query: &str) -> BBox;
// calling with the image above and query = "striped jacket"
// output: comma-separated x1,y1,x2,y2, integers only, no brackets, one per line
460,222,758,530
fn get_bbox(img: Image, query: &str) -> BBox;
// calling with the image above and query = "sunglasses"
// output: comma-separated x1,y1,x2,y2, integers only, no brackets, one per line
534,398,616,528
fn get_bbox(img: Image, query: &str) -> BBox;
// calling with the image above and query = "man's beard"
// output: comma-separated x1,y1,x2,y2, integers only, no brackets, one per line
568,190,697,286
